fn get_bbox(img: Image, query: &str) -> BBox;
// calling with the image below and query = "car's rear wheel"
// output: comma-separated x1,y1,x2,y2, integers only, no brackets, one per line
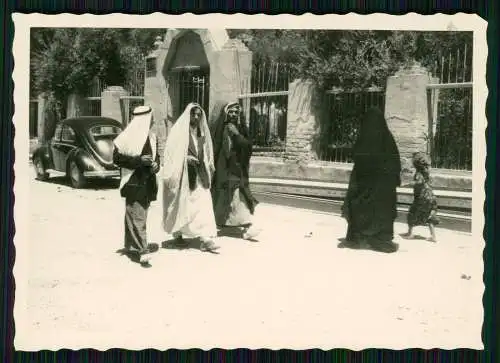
68,161,86,189
33,156,49,181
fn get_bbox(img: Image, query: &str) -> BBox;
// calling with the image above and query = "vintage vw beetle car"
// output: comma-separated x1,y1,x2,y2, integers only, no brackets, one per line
32,116,123,188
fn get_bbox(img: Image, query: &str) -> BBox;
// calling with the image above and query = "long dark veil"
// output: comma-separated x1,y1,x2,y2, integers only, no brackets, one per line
353,107,401,185
210,101,252,165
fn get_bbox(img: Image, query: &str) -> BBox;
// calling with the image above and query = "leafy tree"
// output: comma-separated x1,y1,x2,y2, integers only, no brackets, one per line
30,28,164,140
30,28,164,117
229,29,419,91
229,29,472,91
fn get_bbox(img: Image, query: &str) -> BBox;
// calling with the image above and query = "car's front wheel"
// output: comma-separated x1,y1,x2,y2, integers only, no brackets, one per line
68,161,86,189
33,156,49,181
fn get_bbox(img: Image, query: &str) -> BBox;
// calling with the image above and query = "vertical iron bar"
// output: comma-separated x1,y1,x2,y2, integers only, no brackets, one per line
463,44,467,83
448,52,452,84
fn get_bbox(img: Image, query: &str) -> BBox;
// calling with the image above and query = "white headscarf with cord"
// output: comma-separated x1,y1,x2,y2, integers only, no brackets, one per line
161,102,215,233
113,105,155,190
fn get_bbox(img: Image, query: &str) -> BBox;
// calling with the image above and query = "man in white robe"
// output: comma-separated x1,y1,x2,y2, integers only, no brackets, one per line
162,103,219,252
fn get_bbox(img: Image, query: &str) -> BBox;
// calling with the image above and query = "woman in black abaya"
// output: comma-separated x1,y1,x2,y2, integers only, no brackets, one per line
340,107,401,253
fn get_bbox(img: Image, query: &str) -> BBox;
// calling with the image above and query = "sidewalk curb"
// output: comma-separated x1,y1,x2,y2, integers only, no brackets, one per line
250,177,472,211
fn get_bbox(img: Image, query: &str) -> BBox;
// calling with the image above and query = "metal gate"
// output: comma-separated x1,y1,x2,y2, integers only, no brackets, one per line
168,67,209,118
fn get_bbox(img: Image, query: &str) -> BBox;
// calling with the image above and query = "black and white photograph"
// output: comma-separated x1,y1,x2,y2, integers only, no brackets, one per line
13,13,486,350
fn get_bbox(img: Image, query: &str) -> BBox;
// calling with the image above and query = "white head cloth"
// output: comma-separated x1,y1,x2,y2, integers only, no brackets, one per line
113,105,153,157
161,102,215,233
113,105,154,191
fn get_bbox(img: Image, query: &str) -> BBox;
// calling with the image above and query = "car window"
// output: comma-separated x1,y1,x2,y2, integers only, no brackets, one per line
89,125,122,141
61,125,76,143
53,124,63,141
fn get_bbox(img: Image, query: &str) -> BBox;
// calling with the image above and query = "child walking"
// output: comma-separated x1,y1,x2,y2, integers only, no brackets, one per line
404,152,439,242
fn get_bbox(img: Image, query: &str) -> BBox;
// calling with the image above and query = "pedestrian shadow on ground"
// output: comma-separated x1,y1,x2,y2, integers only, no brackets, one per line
336,237,400,253
398,233,427,240
336,237,371,251
217,226,243,239
217,226,259,242
115,243,160,268
161,238,203,250
161,238,222,253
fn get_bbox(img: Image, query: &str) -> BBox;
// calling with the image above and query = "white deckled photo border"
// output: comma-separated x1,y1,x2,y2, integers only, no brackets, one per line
12,13,487,351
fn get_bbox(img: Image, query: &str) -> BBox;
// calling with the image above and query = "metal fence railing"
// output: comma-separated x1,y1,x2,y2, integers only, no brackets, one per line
426,83,472,171
82,77,106,116
238,92,288,154
426,44,473,171
318,89,386,163
238,61,292,155
83,97,102,116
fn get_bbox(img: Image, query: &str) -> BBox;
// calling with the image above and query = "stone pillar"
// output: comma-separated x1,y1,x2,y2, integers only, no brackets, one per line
66,93,86,118
385,63,437,171
101,86,129,124
284,79,319,162
144,39,170,165
210,39,252,121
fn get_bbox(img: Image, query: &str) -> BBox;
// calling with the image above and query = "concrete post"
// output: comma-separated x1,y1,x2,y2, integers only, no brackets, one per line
66,93,86,118
209,39,253,121
101,86,129,124
284,79,320,163
385,62,438,171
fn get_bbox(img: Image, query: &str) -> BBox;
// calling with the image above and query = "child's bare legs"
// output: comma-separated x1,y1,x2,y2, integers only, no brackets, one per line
428,223,437,242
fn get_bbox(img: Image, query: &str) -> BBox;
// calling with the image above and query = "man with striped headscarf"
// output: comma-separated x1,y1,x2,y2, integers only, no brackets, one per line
113,105,160,267
210,101,261,241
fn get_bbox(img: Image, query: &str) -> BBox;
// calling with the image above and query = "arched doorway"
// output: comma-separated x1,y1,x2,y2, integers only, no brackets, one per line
165,31,211,118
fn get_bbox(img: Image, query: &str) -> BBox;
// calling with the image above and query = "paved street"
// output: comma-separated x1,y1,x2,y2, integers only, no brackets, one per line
17,174,483,350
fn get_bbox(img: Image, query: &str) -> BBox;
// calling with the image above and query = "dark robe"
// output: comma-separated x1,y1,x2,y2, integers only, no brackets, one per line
187,127,210,191
113,137,159,252
211,104,259,227
342,108,401,246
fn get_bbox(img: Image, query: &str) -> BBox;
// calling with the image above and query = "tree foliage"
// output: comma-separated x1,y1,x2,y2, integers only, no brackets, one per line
30,28,165,117
228,29,473,91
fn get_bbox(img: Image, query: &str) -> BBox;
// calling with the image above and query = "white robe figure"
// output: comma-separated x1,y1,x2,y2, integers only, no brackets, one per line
161,103,218,244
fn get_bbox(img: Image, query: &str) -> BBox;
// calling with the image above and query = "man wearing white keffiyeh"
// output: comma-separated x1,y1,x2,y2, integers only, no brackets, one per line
113,105,160,267
162,103,220,252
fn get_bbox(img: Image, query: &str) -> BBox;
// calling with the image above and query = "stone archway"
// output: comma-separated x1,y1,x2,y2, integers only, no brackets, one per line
160,29,229,122
163,30,211,118
143,28,253,161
